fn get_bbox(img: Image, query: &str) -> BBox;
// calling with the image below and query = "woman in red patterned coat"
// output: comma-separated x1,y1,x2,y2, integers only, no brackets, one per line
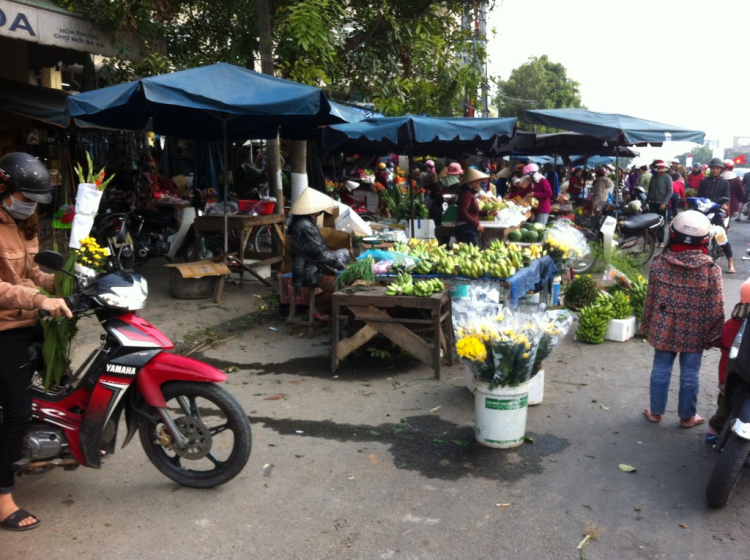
641,210,724,428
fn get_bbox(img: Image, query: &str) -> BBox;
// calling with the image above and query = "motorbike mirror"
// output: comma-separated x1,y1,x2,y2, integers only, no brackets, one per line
34,250,65,271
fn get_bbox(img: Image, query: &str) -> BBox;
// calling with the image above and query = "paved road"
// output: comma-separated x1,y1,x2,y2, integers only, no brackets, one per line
4,224,750,559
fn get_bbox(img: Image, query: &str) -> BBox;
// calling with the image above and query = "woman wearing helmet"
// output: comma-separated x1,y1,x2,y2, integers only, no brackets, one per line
698,158,735,273
0,153,72,531
721,159,744,219
518,163,553,224
641,210,724,429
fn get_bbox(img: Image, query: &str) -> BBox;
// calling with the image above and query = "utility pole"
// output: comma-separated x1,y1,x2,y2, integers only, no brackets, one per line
257,0,284,213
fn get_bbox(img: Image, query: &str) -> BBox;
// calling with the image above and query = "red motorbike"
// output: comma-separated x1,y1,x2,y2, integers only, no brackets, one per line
12,235,252,489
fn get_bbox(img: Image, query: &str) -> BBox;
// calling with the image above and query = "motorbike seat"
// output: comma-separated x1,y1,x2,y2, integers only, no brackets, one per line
620,213,662,231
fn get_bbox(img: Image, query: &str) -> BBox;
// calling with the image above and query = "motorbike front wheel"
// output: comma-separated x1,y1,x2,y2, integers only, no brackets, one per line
570,241,598,275
705,431,750,508
139,381,252,488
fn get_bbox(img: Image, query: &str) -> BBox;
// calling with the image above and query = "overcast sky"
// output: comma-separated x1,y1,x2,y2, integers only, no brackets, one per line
485,0,749,162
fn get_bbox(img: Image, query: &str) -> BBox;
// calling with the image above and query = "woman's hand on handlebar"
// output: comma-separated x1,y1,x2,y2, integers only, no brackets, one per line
40,298,73,319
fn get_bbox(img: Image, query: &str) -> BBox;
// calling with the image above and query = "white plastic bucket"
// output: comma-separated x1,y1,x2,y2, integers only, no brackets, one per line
464,362,476,393
474,379,531,448
527,368,544,406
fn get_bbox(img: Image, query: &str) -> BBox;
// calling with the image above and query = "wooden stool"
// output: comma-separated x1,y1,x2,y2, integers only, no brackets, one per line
287,285,321,337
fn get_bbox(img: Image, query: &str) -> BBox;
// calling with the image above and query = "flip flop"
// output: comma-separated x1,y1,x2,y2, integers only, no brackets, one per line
644,409,662,423
680,415,705,429
0,508,41,532
727,269,737,274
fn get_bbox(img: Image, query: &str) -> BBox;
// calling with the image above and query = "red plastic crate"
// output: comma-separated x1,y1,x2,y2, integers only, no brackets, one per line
277,275,319,305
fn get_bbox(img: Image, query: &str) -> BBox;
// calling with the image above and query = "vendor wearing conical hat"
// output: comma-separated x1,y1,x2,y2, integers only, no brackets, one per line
289,188,346,319
456,167,495,246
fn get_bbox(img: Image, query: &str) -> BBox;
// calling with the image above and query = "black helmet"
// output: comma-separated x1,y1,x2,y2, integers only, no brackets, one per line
0,152,52,203
669,210,711,246
708,157,725,169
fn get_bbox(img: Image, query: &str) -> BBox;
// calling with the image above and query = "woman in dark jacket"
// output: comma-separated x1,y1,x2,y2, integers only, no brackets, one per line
288,188,346,320
641,211,724,428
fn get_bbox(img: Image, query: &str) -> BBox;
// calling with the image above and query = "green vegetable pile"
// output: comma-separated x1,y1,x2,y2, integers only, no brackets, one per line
337,256,375,286
564,275,599,310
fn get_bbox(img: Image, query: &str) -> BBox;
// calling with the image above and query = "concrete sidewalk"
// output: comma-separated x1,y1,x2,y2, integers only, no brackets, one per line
6,238,750,559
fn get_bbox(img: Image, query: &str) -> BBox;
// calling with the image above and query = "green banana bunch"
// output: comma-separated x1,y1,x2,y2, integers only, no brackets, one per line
611,291,633,320
386,272,414,296
415,259,435,275
629,279,647,320
576,304,610,344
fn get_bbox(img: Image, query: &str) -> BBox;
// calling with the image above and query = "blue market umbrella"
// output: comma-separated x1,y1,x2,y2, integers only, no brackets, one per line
522,109,705,145
322,115,517,156
496,131,648,158
66,63,358,253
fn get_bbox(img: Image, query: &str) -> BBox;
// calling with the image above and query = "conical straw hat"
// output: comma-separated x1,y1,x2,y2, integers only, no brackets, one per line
460,167,489,185
290,188,336,215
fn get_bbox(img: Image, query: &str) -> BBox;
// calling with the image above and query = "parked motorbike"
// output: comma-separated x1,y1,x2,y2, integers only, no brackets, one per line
338,183,378,222
706,317,750,507
571,204,664,274
94,190,218,265
12,232,252,488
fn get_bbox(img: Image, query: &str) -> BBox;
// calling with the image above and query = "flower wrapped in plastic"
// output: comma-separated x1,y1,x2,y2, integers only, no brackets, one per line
532,310,574,374
542,220,589,270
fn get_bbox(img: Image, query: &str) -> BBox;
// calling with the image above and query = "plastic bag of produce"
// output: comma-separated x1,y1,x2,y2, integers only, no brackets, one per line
542,221,590,268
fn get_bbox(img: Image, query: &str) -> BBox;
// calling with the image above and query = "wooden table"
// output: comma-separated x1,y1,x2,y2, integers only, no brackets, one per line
192,213,285,301
331,286,454,379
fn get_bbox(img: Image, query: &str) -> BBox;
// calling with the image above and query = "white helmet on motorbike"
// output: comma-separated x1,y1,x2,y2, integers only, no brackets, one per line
669,210,712,247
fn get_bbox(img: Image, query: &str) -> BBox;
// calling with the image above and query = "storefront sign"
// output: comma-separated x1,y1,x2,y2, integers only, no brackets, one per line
0,0,117,56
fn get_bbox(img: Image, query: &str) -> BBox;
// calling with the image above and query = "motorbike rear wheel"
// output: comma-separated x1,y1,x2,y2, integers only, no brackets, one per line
705,431,750,508
139,381,252,488
620,231,657,268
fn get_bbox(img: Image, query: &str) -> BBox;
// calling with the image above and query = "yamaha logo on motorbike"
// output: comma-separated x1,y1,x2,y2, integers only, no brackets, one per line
105,363,137,376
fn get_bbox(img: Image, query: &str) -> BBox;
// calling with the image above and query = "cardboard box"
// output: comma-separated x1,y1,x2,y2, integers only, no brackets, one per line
605,316,637,342
334,207,373,236
164,260,230,278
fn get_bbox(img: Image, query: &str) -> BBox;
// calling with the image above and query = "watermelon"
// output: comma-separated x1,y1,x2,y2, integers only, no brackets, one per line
508,229,523,242
521,230,539,242
532,223,546,233
521,222,534,230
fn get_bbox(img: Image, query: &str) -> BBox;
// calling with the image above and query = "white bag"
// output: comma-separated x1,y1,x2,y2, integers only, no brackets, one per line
74,183,103,216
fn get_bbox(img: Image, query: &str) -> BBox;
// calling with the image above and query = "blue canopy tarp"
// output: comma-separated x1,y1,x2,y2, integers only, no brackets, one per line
66,62,345,141
323,115,517,156
496,131,645,158
522,109,705,145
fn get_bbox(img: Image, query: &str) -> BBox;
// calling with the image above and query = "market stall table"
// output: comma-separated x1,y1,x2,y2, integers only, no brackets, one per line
435,222,523,249
192,213,286,301
331,286,454,379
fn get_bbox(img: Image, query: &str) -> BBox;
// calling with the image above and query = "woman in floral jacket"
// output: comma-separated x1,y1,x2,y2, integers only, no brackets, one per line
641,211,724,428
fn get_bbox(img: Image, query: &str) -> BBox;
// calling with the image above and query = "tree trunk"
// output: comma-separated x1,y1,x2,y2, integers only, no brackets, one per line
290,140,307,205
256,0,283,213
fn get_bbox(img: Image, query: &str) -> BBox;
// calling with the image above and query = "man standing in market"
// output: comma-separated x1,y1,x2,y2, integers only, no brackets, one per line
638,164,652,194
543,162,560,198
647,160,673,247
698,158,736,273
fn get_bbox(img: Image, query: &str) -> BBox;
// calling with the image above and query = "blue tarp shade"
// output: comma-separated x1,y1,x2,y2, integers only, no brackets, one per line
497,131,642,158
522,109,705,145
323,115,517,156
66,62,345,141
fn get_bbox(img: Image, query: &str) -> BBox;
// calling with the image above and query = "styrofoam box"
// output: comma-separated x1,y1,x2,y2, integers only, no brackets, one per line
408,219,436,239
605,316,637,342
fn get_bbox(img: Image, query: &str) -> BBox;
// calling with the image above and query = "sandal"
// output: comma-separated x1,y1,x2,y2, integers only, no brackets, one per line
727,269,737,274
680,415,705,429
644,409,662,423
0,508,41,532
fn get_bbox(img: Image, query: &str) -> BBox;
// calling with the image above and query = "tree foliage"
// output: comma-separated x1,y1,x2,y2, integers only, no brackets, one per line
55,0,486,117
494,55,585,131
674,145,713,166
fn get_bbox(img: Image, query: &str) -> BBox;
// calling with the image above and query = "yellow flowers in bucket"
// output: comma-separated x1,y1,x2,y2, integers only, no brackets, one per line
74,236,110,273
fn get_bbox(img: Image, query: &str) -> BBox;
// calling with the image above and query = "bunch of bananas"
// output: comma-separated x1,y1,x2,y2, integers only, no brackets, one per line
414,258,435,275
457,258,487,278
414,278,445,297
436,254,458,275
385,272,415,296
505,243,525,271
408,238,438,250
629,279,647,319
576,304,610,344
610,291,633,320
392,242,410,254
452,242,482,258
521,244,545,264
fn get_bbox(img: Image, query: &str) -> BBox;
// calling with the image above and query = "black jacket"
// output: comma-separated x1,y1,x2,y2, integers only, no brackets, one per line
697,176,730,203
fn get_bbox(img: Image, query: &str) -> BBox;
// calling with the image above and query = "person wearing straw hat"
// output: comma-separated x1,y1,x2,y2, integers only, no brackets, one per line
456,167,495,245
289,188,347,320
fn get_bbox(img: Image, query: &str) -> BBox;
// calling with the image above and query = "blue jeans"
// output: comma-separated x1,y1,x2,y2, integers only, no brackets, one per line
649,349,703,419
455,224,478,246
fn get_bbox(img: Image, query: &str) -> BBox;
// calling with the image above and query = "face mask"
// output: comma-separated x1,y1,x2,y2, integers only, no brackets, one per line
2,194,37,220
